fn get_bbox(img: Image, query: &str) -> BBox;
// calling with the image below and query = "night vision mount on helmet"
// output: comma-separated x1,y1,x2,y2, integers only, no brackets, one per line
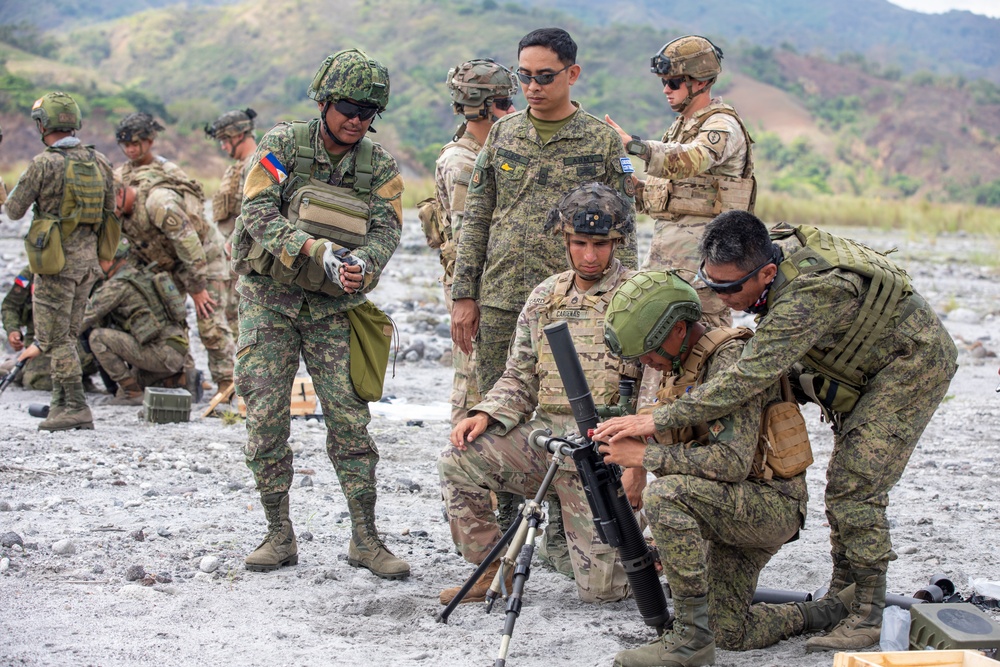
115,112,165,143
650,35,724,82
544,182,634,239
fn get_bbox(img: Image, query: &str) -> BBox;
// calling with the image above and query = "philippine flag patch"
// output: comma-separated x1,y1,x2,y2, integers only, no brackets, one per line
261,152,288,184
14,273,31,289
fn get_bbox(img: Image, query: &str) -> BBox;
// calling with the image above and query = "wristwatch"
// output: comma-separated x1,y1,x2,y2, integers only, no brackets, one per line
626,135,650,161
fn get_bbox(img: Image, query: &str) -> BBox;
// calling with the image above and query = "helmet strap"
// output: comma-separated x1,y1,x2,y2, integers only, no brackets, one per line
452,122,468,143
321,101,361,148
227,132,249,159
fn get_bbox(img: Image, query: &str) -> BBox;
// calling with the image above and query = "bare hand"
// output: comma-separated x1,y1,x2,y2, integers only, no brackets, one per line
596,435,648,468
451,298,480,356
17,343,41,362
592,413,657,444
604,114,631,147
8,330,24,352
191,289,217,319
450,412,490,450
340,261,364,294
619,465,648,510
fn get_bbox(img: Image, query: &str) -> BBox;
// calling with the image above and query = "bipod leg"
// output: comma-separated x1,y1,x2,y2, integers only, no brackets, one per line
436,512,524,624
494,507,543,667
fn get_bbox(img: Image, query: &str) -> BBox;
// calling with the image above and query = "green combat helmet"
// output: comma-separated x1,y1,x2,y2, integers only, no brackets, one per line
204,108,257,140
447,58,517,121
308,48,390,111
115,112,165,143
30,92,82,136
604,271,702,362
544,182,635,239
650,35,724,82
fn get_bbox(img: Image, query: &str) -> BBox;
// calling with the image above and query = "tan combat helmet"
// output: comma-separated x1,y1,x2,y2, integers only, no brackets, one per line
205,108,257,140
650,35,724,82
447,58,517,121
115,112,165,143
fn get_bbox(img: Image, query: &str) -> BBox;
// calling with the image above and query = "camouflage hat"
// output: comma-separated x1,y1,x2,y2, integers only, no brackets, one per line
205,108,257,139
544,182,635,240
307,49,390,111
604,271,702,359
447,58,517,115
650,35,724,82
30,92,82,132
115,112,165,143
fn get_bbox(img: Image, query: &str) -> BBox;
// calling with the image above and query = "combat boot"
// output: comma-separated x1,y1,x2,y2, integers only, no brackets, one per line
439,559,514,605
39,381,94,432
824,553,853,598
245,492,298,571
347,492,410,580
614,595,715,667
45,384,67,421
107,377,144,406
795,583,856,634
805,568,885,652
539,494,574,578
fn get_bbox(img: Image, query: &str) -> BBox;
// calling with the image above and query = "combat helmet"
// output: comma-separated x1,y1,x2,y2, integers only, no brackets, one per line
544,182,634,239
205,108,257,140
604,271,702,361
31,92,82,135
447,58,517,120
115,112,165,143
650,35,724,82
308,48,390,112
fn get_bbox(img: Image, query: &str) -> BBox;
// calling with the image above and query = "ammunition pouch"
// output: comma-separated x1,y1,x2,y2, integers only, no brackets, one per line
284,178,370,249
645,173,756,221
97,212,122,263
127,309,161,345
24,214,66,275
417,196,446,249
794,363,862,416
152,271,188,323
752,376,813,480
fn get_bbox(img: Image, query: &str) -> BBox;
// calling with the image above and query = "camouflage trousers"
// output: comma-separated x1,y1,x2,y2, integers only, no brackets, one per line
87,328,186,384
473,305,519,398
825,303,957,572
186,279,235,385
641,214,732,327
644,474,803,650
235,299,379,501
443,283,481,426
224,277,239,333
17,342,98,391
438,420,628,603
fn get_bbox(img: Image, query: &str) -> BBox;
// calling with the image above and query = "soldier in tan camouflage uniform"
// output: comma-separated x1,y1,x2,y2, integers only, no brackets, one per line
81,240,189,405
607,35,756,328
230,49,409,580
205,108,259,327
440,183,640,606
3,92,119,431
596,211,958,654
114,112,193,184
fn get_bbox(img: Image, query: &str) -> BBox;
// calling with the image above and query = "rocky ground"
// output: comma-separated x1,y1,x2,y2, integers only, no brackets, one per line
1,213,998,667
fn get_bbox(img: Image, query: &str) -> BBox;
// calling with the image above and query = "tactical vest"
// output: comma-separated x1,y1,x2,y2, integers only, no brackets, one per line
246,121,375,297
769,223,913,415
536,272,642,415
645,103,756,221
116,267,188,347
212,156,250,229
127,170,210,272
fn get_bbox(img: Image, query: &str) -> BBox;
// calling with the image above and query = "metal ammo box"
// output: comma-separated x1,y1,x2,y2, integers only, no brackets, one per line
142,387,192,424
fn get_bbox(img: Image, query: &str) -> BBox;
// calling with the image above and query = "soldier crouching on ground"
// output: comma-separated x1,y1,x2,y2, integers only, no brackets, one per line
230,49,408,580
439,182,640,605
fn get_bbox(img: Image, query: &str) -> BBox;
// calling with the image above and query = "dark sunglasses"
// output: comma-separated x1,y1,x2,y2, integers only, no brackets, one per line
660,77,686,91
516,65,570,86
492,97,513,111
697,256,774,294
333,99,379,121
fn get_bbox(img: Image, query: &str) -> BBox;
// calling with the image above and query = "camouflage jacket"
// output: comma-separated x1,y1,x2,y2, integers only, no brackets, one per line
652,233,957,440
116,155,193,187
213,155,252,238
642,333,807,505
432,133,479,284
81,262,188,346
642,99,750,182
452,104,638,311
2,267,34,342
474,259,633,434
236,118,403,318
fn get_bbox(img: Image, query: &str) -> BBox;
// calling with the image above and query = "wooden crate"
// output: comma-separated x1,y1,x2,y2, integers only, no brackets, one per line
237,377,318,417
834,650,999,667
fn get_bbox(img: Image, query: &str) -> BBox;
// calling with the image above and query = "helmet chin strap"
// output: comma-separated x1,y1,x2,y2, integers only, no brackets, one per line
227,133,249,159
321,101,361,148
660,323,696,375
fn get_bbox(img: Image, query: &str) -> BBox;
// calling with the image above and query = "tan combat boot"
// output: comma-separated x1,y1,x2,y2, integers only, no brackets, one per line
539,493,574,578
107,377,145,406
347,493,410,580
614,595,716,667
245,492,298,572
45,384,66,421
39,381,94,431
796,583,856,634
805,568,885,652
439,559,514,605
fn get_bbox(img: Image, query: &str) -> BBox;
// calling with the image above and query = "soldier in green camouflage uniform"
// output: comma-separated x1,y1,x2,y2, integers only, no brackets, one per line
230,49,409,580
4,92,118,431
81,241,189,405
440,183,639,606
601,271,820,667
596,210,958,654
608,36,756,329
2,267,98,391
206,108,259,327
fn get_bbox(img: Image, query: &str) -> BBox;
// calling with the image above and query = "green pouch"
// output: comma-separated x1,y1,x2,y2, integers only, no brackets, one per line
797,367,861,415
97,213,122,262
346,300,394,402
24,215,65,275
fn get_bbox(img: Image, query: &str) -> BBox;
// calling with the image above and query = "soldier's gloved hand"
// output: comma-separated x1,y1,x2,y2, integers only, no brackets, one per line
322,246,367,293
307,238,332,265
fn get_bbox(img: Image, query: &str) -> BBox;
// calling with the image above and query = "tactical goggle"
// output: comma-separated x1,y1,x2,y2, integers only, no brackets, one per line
696,255,775,294
660,77,686,91
516,65,570,86
333,100,380,121
492,97,514,111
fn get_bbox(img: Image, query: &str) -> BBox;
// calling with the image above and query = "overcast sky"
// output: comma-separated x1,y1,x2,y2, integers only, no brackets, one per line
888,0,1000,18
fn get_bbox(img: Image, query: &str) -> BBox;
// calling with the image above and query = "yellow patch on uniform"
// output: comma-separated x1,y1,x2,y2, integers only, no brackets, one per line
244,164,275,200
377,174,405,228
500,162,513,171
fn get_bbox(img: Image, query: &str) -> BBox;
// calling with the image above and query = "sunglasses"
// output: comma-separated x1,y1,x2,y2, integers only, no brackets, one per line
697,256,774,294
516,65,570,86
492,97,513,111
660,77,686,91
332,99,379,121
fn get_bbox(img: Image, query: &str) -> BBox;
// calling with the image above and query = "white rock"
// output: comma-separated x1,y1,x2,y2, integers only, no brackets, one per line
120,584,157,600
91,469,111,480
52,539,76,555
947,307,981,324
199,555,220,573
0,557,9,573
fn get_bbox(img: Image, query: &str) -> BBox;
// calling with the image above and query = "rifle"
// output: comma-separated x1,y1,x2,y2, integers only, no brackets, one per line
0,343,38,396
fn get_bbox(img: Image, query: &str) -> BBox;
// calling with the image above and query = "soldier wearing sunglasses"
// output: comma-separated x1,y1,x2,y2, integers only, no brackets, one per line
606,35,756,328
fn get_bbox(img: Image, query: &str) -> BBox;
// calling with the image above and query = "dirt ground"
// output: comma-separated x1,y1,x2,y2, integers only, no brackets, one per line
1,212,998,667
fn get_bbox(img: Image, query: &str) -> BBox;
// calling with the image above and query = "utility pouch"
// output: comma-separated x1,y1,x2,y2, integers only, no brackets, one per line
417,196,445,249
797,365,862,415
152,272,188,323
286,178,369,249
753,375,813,480
24,215,66,275
346,300,394,402
127,310,160,345
97,213,122,262
230,216,255,276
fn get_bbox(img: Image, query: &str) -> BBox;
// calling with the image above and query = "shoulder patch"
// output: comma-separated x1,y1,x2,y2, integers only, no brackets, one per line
244,163,275,200
376,174,405,228
619,157,635,174
14,273,31,289
707,131,721,145
260,152,288,184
